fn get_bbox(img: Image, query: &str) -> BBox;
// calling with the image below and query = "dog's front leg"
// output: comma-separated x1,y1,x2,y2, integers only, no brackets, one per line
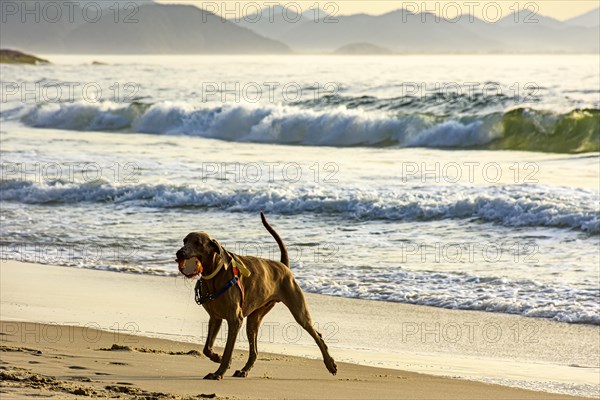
204,314,242,380
203,317,223,363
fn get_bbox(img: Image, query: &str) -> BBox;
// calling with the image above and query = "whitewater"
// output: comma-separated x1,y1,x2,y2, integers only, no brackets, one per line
1,54,598,325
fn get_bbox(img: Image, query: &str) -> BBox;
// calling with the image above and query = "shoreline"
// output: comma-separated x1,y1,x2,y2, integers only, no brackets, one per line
1,260,599,398
1,321,588,400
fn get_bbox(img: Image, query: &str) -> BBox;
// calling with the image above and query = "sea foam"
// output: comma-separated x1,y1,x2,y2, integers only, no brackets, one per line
15,101,598,152
2,179,598,233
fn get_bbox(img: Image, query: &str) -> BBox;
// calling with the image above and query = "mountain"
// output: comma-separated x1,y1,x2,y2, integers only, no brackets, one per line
251,7,599,53
333,43,393,55
277,9,501,53
566,8,600,28
0,0,83,52
456,11,599,53
233,5,307,39
0,2,290,54
56,0,155,8
495,10,565,28
231,6,331,39
2,2,597,55
0,49,49,64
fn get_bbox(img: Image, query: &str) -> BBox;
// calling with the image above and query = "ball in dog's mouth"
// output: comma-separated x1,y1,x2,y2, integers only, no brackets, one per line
176,257,202,278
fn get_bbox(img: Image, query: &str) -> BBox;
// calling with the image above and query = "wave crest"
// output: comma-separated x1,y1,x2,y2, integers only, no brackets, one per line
14,102,599,152
2,179,598,233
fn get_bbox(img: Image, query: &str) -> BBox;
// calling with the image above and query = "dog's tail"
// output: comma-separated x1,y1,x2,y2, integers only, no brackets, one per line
260,211,289,267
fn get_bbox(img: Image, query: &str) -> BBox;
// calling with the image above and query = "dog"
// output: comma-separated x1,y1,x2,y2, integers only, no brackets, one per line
175,212,337,380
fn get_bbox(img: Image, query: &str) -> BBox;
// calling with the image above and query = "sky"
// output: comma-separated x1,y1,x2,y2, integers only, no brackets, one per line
157,1,599,21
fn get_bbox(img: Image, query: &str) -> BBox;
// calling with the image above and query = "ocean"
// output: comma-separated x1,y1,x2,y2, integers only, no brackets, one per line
1,54,598,325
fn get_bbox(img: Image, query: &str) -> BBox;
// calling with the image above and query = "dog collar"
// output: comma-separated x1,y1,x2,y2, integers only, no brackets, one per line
202,253,251,280
195,254,247,305
201,255,224,280
195,276,238,305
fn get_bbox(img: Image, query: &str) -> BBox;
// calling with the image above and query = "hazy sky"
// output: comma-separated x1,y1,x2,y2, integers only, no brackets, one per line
158,1,598,21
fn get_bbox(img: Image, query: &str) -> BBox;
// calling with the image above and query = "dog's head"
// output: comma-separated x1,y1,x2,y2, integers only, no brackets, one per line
175,232,230,278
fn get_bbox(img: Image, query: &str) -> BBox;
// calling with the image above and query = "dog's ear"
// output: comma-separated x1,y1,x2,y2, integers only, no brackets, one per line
209,238,230,270
209,238,221,254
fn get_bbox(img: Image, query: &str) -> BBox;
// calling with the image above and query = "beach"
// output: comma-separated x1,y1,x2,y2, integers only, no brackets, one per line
1,0,600,396
1,260,598,399
1,53,599,399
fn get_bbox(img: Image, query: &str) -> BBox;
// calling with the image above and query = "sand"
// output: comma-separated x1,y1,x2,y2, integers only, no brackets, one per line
1,260,598,399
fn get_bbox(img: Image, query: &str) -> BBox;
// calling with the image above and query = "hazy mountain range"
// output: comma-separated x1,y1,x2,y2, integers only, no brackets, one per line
234,6,600,53
0,1,290,54
1,0,598,54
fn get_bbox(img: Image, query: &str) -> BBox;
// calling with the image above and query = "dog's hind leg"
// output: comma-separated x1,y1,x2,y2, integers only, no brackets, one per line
203,317,222,363
233,301,276,378
204,313,243,380
281,280,337,375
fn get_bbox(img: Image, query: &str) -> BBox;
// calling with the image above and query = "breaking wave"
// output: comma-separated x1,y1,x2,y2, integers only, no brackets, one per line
2,179,598,233
13,101,600,153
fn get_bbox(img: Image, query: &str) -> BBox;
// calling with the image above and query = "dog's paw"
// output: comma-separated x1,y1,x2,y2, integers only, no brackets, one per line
203,372,223,380
232,370,248,378
203,349,222,363
326,359,337,375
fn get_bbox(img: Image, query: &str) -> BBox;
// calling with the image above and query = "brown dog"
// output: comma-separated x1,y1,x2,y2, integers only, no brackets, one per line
175,212,337,380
